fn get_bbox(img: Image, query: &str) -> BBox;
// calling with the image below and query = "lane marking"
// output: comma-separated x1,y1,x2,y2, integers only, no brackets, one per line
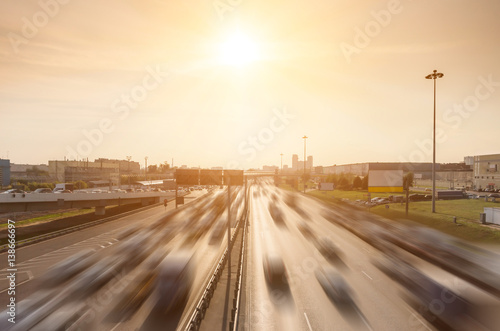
405,308,432,331
362,270,372,280
304,312,313,331
0,270,33,293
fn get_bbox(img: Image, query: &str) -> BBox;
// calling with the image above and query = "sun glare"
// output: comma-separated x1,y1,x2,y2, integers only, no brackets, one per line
217,32,261,67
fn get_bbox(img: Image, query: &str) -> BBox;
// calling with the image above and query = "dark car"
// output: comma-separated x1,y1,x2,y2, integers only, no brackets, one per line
263,254,287,284
488,193,500,201
155,251,195,312
409,194,427,201
316,266,353,305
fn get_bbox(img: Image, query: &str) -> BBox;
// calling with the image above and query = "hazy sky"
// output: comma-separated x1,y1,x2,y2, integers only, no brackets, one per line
1,0,499,169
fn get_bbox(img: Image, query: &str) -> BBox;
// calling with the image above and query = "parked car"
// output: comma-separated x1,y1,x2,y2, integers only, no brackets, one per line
33,188,52,193
1,189,26,194
54,189,72,193
409,194,427,201
488,193,500,201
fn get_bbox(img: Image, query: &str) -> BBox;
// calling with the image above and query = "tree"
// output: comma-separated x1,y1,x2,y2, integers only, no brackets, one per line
147,164,158,174
74,180,87,189
353,176,362,189
338,177,349,190
158,162,170,173
403,172,414,190
361,175,369,190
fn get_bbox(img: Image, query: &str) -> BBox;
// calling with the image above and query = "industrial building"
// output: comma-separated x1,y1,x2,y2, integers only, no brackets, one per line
323,161,473,189
0,159,10,187
471,154,500,190
48,158,141,185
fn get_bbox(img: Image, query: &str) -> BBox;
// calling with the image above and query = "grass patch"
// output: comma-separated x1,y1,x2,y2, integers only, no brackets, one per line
307,189,404,201
307,189,500,243
0,207,114,229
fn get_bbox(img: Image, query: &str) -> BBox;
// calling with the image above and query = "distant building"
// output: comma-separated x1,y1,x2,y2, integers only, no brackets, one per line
263,165,278,172
464,156,474,166
211,167,223,170
324,161,472,189
0,159,10,187
10,163,49,181
307,156,313,171
292,154,299,171
95,158,140,174
48,158,140,185
314,166,323,174
473,154,500,190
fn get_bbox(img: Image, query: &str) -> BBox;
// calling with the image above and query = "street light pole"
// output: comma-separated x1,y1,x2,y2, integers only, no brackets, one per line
280,153,283,174
126,156,132,189
302,136,308,193
145,156,148,189
425,69,444,213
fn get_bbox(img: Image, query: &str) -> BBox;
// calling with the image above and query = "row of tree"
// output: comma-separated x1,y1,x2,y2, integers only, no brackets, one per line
324,173,369,190
323,172,414,191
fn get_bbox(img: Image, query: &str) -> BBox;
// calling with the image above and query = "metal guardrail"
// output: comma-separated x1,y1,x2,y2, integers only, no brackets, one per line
185,217,243,331
185,187,250,331
230,202,249,331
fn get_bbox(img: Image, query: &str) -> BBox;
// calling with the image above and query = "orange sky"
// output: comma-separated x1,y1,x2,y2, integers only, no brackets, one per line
1,0,499,169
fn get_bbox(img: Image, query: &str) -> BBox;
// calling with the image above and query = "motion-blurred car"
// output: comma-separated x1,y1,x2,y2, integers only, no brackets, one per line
268,202,285,225
28,302,94,331
315,266,353,305
316,237,343,264
155,251,195,312
297,220,314,238
112,270,156,316
39,249,95,287
263,254,287,285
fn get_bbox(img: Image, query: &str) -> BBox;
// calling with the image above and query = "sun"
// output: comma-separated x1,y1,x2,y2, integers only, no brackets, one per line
217,31,261,67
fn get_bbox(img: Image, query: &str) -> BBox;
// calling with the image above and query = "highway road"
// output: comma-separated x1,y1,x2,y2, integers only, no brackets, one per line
243,184,427,330
0,190,203,303
1,180,499,330
241,182,500,331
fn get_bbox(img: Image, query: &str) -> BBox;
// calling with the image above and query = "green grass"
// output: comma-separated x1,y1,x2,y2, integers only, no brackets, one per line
0,207,113,229
307,189,500,243
308,189,404,201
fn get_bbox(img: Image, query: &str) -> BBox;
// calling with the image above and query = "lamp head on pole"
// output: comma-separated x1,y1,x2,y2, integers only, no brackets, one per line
425,69,444,80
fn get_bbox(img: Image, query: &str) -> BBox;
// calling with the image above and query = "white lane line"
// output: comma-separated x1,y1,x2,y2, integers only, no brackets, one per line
362,270,372,280
304,312,313,331
0,271,34,293
405,308,432,331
